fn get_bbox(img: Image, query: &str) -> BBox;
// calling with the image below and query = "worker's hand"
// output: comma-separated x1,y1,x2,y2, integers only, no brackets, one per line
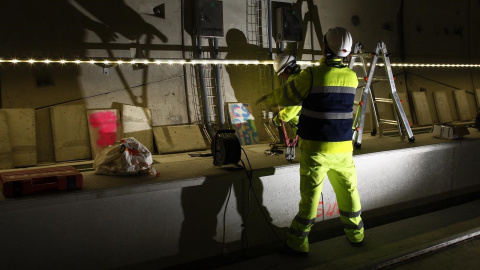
272,114,282,126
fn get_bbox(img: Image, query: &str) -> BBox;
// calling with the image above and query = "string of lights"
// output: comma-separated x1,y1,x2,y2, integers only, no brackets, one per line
0,58,479,68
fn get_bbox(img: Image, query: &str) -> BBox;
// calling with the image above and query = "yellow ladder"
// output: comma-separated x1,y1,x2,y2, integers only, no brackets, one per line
349,42,415,149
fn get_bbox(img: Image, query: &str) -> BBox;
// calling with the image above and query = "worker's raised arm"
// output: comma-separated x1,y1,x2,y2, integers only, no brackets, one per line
266,67,312,108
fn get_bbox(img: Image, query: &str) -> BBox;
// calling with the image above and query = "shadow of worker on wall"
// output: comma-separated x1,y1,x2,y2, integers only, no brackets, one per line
0,0,118,109
224,28,275,142
0,0,168,109
178,164,284,266
74,0,168,109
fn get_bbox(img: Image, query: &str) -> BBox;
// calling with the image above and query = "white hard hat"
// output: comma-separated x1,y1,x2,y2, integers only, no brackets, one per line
273,53,296,75
324,27,353,57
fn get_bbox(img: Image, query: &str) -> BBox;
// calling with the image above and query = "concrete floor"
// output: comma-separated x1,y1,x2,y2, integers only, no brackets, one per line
213,198,480,270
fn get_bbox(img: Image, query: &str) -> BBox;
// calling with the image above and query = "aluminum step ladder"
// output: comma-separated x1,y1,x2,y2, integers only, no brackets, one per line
348,41,415,149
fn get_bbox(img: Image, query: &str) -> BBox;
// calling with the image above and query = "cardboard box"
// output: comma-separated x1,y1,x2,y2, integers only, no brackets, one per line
432,124,470,139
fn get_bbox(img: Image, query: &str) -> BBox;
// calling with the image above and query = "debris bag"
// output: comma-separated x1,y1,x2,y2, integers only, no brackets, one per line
93,137,158,176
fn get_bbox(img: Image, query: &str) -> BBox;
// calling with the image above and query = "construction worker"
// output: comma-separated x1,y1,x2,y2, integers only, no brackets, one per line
272,53,302,135
263,27,364,255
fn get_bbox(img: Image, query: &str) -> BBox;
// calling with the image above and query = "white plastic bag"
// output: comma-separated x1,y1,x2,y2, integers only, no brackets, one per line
93,137,158,176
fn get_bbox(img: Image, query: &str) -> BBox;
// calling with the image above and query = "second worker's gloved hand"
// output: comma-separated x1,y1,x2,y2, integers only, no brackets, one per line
272,113,282,126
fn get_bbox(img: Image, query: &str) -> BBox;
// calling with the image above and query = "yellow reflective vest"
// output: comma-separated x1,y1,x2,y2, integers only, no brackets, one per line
266,57,358,153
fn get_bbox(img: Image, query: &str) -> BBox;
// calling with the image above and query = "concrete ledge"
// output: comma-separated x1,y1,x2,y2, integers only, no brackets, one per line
0,130,479,269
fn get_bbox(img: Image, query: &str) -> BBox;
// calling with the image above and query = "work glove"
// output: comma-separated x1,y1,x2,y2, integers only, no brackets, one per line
272,113,282,126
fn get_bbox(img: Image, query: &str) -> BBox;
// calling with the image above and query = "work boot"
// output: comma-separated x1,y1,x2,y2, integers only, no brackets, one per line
347,236,364,247
278,243,309,257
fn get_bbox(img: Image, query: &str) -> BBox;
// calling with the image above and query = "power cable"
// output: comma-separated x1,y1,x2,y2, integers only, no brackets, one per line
213,131,282,259
221,184,232,255
240,147,283,245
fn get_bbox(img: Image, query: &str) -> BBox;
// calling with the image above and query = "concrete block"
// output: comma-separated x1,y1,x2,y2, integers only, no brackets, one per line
87,109,122,159
0,110,13,169
433,91,453,123
1,108,37,167
50,104,91,162
153,125,208,154
35,108,55,163
112,103,154,153
453,90,472,121
411,91,433,125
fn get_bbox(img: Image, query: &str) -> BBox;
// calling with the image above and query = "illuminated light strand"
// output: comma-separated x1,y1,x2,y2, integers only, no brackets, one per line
0,58,479,68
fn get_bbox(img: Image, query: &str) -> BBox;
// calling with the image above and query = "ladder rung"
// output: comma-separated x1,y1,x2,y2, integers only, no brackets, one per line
371,76,389,81
375,98,393,103
351,53,374,58
360,76,390,81
379,119,398,125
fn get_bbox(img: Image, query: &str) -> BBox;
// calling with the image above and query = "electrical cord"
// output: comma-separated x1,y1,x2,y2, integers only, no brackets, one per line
221,184,232,255
216,134,282,259
240,147,283,247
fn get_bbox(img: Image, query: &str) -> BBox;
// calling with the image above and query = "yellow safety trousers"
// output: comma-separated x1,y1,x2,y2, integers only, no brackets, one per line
287,148,364,252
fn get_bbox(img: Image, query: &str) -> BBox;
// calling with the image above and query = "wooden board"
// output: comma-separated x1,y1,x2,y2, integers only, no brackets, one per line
87,109,122,159
51,104,91,162
453,90,472,121
112,103,154,154
432,91,453,123
0,110,14,169
1,109,37,167
35,108,55,163
153,125,208,154
411,92,433,126
227,103,260,146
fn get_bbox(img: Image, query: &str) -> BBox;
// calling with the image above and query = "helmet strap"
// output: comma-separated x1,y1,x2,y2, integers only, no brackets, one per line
285,64,301,75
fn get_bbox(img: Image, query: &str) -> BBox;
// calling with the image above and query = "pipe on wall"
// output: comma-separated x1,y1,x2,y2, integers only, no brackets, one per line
267,0,275,92
214,38,225,127
196,37,213,137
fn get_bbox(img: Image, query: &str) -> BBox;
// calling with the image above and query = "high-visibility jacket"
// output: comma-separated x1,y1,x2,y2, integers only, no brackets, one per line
267,58,358,153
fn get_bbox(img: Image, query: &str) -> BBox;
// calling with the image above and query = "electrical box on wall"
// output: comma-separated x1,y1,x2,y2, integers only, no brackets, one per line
193,0,224,37
275,6,302,42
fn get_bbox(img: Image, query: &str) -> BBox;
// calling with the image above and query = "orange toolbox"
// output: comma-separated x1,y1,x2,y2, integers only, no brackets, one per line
0,166,83,197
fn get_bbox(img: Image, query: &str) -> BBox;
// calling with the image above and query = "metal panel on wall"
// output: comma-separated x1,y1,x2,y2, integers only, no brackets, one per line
193,0,224,37
275,5,302,42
